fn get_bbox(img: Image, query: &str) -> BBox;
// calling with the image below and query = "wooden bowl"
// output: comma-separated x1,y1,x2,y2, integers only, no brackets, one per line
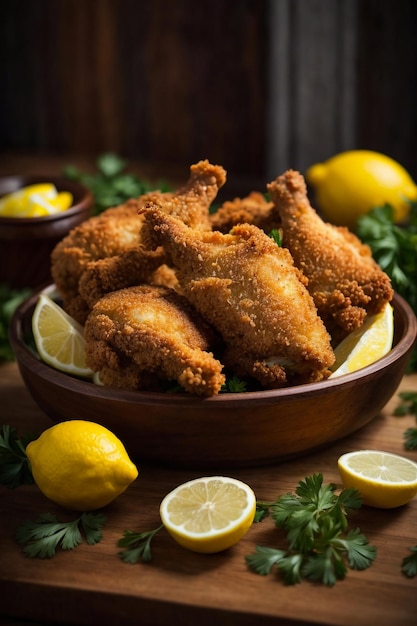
9,285,417,468
0,175,93,288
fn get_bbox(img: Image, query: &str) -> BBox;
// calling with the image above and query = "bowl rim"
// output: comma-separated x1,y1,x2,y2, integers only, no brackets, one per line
0,175,93,224
9,285,417,407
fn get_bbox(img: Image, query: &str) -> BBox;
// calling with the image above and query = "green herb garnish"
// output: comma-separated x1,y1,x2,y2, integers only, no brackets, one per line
0,284,31,362
394,391,417,450
16,511,107,558
118,525,164,563
0,424,36,488
401,545,417,577
64,153,171,215
246,473,376,586
357,201,417,371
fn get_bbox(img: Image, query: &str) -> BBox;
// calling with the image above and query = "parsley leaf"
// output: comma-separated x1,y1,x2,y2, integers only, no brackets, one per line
246,473,376,586
357,201,417,372
221,376,248,393
64,153,171,216
0,424,36,488
269,229,283,246
0,284,31,362
394,392,417,450
118,525,164,563
16,512,107,558
401,545,417,578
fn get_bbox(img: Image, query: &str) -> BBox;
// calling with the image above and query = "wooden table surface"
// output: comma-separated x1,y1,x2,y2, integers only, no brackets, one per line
1,360,417,626
1,153,417,625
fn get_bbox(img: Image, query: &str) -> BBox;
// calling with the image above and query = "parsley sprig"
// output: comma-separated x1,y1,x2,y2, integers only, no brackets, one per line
402,546,417,577
0,425,36,488
16,511,107,558
357,201,417,372
64,153,170,216
246,474,376,586
394,391,417,450
0,284,31,362
118,525,165,563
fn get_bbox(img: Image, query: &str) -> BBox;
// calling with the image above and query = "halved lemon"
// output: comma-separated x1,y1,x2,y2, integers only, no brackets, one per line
32,294,93,378
338,450,417,508
329,303,394,377
160,476,256,553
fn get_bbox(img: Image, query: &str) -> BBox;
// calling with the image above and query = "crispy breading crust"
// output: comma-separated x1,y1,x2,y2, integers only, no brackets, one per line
140,204,335,388
84,285,225,396
51,160,226,324
210,191,279,233
268,170,393,340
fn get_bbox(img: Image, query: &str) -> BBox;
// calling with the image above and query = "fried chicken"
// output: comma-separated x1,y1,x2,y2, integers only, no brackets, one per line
51,160,226,323
84,285,225,396
143,159,226,231
210,191,279,234
51,202,162,323
140,204,335,388
267,170,393,340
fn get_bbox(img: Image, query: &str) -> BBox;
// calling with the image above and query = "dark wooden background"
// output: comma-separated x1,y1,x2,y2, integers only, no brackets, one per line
0,0,416,194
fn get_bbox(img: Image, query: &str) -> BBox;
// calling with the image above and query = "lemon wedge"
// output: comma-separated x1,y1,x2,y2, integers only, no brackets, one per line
329,303,394,378
0,183,73,217
160,476,256,553
32,294,93,378
338,450,417,508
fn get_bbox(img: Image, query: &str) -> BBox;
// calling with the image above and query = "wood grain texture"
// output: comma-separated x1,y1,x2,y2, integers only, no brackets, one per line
1,361,417,626
1,0,416,189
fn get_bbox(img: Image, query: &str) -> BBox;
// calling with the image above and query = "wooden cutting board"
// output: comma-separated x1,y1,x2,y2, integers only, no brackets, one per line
1,362,417,626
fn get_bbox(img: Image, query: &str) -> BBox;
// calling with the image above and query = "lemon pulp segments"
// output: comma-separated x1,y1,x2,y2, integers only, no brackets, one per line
26,420,138,511
338,450,417,508
160,476,256,553
32,294,93,377
330,303,393,377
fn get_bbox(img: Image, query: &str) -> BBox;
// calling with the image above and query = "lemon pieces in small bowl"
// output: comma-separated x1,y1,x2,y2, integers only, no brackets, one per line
338,450,417,509
0,183,73,218
330,303,394,378
160,476,256,553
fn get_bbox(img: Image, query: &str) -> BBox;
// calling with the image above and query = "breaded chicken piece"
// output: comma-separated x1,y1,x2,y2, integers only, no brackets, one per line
51,160,226,323
51,202,163,323
140,205,335,388
210,191,279,234
267,170,393,340
84,285,225,396
144,159,226,232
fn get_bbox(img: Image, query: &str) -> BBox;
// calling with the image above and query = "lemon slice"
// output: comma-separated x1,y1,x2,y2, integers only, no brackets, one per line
160,476,256,553
32,294,93,378
338,450,417,508
329,303,394,377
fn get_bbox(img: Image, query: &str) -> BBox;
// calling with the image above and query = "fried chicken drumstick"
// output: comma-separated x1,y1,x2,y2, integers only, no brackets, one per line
51,160,226,324
140,204,335,388
84,285,225,396
267,170,393,340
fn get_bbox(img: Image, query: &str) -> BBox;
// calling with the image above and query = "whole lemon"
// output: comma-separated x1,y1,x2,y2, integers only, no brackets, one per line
26,420,138,511
306,150,417,230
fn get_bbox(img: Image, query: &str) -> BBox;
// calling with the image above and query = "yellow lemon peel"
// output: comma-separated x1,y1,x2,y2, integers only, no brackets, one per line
26,420,138,511
338,450,417,508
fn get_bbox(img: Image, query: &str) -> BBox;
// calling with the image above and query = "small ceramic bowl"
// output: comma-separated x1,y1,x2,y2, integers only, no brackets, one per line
9,285,417,468
0,175,93,289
